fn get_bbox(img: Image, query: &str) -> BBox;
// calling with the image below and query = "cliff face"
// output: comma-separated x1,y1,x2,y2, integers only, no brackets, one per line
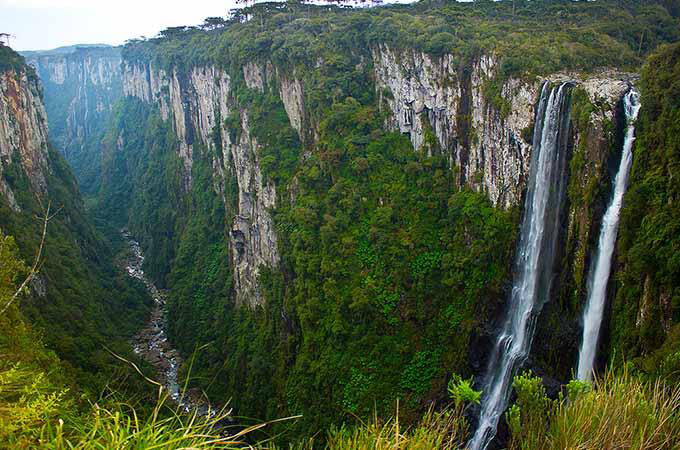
372,45,634,209
122,62,281,307
25,47,122,186
373,46,533,207
0,47,151,378
0,68,49,210
117,48,635,312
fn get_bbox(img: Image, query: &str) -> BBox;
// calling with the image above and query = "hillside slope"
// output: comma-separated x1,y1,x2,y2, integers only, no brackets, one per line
0,44,150,391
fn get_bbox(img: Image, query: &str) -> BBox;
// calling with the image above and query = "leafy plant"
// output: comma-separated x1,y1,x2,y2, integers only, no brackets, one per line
447,374,481,408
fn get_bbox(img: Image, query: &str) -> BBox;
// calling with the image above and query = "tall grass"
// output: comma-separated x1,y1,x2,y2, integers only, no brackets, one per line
273,404,469,450
326,407,467,450
0,362,293,449
517,369,680,450
46,398,246,449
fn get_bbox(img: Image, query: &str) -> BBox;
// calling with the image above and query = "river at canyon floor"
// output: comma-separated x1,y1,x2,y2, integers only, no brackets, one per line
123,231,213,416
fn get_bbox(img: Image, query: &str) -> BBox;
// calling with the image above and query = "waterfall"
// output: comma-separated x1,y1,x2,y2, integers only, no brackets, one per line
577,89,640,381
469,82,572,450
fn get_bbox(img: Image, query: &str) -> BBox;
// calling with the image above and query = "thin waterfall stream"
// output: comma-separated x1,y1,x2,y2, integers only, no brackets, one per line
469,82,573,450
577,89,641,381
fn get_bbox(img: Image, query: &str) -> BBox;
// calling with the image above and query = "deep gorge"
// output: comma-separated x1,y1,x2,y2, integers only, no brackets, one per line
2,1,680,447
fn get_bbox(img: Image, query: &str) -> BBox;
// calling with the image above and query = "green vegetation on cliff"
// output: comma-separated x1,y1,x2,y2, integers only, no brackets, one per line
614,41,680,381
1,48,152,397
80,0,680,442
0,45,32,75
10,0,680,447
124,0,679,77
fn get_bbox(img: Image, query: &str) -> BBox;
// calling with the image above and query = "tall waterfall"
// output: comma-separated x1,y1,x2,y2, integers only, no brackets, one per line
577,89,641,381
469,83,572,450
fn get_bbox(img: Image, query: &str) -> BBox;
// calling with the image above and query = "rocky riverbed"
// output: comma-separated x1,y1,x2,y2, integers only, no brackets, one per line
124,231,212,415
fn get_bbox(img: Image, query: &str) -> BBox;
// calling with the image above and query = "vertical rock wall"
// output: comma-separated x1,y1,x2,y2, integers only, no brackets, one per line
372,45,536,207
0,68,50,209
372,45,636,211
122,61,284,307
26,47,123,161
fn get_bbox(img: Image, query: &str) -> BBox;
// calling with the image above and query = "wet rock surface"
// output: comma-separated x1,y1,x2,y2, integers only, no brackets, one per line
124,231,213,415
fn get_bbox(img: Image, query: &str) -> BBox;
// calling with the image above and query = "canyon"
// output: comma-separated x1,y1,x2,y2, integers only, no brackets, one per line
2,1,679,447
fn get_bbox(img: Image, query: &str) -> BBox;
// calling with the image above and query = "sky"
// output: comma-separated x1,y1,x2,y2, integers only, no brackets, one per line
1,0,434,51
0,0,241,51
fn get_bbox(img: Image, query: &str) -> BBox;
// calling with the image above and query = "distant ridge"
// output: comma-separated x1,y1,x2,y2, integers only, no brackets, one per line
20,43,115,57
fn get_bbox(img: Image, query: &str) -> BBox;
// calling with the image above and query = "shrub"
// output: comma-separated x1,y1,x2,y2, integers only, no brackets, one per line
506,371,555,450
324,407,468,450
447,374,482,408
509,369,680,450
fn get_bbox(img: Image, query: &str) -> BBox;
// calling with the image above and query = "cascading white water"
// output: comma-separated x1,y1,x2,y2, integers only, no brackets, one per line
469,82,572,450
577,89,641,381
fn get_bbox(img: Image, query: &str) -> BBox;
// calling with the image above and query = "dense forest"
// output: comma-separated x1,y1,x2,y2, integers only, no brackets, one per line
1,0,680,448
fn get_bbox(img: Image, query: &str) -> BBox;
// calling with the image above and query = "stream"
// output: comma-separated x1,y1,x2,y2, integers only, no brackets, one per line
123,231,213,415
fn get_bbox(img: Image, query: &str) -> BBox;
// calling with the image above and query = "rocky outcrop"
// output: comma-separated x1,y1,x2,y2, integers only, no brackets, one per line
373,45,534,207
229,112,279,307
279,74,306,141
123,61,280,307
0,68,50,209
372,45,635,209
25,47,122,162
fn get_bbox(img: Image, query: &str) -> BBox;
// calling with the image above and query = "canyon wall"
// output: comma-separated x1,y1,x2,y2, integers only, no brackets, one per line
0,46,151,374
0,66,49,209
122,62,283,307
116,48,637,318
25,46,122,190
372,45,634,208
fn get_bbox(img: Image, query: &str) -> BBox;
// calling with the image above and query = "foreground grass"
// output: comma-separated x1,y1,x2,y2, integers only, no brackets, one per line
47,403,245,449
0,363,274,449
271,405,468,450
324,408,467,450
508,369,680,450
3,360,679,449
545,371,680,450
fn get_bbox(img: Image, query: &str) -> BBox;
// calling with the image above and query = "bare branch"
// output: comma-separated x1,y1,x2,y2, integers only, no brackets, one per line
0,201,59,315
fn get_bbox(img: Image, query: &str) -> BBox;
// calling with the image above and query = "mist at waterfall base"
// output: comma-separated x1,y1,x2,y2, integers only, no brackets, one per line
468,82,573,450
577,90,641,381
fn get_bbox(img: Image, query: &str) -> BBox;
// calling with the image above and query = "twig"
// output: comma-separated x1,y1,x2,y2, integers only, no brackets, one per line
1,200,61,315
104,347,163,389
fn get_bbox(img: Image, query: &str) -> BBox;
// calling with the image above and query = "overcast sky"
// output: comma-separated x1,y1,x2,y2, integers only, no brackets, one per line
1,0,434,51
1,0,241,51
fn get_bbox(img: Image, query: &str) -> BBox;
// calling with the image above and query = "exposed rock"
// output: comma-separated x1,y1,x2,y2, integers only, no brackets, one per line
372,45,533,207
26,48,122,161
469,56,536,207
373,45,636,209
227,111,279,307
0,69,50,204
123,63,152,102
243,62,265,92
637,274,654,329
123,61,279,307
279,73,306,140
